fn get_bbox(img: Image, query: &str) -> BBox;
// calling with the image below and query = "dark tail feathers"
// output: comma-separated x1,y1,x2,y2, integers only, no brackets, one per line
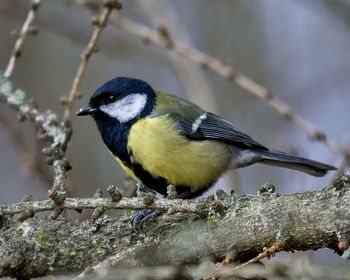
254,150,336,177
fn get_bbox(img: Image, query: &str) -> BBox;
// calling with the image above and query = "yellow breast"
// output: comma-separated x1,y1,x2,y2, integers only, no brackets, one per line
127,115,232,190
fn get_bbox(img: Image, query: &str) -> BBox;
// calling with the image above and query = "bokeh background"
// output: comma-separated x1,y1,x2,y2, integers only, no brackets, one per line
0,0,349,270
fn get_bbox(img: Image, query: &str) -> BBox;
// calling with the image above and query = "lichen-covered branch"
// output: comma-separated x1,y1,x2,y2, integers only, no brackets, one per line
0,193,208,218
1,174,349,279
0,75,72,197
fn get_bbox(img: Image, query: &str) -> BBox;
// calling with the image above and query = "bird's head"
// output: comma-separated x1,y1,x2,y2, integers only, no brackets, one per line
76,77,156,124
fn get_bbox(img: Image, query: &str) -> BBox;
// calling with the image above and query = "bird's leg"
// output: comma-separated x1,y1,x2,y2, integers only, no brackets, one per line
130,183,162,230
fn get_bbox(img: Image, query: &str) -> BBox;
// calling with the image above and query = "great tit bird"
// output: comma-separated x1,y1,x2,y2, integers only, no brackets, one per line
77,77,336,199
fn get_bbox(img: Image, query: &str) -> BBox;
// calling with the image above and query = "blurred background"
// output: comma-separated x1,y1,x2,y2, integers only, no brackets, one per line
0,0,349,270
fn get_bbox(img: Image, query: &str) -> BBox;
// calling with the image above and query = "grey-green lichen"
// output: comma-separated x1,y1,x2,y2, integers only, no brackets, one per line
0,76,13,94
7,88,26,106
34,228,51,248
0,76,27,108
35,111,67,148
0,74,71,165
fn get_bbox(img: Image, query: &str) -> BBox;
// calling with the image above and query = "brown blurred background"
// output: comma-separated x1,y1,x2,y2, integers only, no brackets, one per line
0,0,349,269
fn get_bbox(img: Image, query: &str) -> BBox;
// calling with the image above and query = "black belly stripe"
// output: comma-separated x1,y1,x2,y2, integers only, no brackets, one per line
132,162,168,196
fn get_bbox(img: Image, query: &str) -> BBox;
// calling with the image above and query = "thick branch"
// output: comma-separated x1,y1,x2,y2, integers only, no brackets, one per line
1,175,349,278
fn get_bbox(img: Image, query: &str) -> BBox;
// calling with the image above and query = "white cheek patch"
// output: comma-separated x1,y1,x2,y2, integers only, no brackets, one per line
100,93,147,123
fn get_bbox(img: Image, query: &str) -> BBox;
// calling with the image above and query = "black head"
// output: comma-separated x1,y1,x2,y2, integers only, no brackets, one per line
76,77,156,124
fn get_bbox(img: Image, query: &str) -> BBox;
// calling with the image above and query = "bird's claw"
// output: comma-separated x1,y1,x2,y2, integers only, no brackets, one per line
130,209,161,231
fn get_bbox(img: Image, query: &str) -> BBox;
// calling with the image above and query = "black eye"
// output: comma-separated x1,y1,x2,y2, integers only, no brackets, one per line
107,95,117,103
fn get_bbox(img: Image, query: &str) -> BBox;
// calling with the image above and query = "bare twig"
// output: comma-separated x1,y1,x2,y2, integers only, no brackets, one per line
62,1,120,122
234,239,286,270
198,261,350,280
109,16,349,162
3,0,41,78
200,239,285,280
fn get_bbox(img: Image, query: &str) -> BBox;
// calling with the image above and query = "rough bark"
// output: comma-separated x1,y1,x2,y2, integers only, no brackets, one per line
1,176,350,278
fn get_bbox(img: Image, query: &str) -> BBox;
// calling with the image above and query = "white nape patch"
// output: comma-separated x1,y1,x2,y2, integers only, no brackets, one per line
191,113,207,133
100,93,147,123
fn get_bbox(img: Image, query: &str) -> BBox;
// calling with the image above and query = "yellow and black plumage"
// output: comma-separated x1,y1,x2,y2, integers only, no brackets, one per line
77,77,336,199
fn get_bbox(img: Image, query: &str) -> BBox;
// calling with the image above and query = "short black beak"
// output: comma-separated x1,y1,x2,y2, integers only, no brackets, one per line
76,104,96,116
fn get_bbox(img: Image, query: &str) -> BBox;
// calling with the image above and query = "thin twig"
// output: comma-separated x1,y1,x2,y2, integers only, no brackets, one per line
62,1,120,121
233,239,286,270
199,261,350,280
201,240,286,280
0,196,208,217
3,0,41,78
110,16,349,161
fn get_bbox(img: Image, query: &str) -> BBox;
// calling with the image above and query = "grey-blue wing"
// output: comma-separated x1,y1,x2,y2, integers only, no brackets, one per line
180,112,268,150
